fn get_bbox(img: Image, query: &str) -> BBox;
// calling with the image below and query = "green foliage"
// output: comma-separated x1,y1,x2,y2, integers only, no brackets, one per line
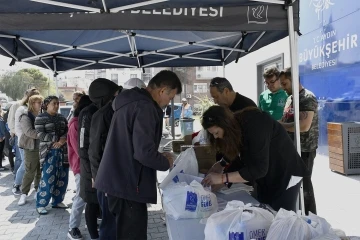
0,68,54,99
193,95,215,115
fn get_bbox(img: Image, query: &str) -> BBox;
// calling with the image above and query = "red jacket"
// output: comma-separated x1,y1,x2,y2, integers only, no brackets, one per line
67,117,80,175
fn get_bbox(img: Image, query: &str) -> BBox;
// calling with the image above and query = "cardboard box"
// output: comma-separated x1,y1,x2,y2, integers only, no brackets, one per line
180,145,217,174
172,140,185,153
184,135,193,145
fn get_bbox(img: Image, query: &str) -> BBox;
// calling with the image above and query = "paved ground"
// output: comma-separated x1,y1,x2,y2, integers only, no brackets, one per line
312,155,360,236
1,129,359,239
0,160,168,240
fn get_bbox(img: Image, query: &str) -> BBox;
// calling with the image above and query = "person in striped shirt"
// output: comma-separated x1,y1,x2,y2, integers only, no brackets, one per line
34,96,69,215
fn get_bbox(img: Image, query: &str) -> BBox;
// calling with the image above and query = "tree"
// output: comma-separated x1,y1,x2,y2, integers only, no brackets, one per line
0,71,33,100
0,68,56,99
18,69,50,96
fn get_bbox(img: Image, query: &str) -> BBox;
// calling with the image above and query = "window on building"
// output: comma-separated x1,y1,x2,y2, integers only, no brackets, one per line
130,74,137,78
111,74,118,81
142,73,152,83
193,83,208,93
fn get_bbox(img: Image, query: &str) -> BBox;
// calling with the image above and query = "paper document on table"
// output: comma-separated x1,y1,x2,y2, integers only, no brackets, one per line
218,183,253,195
286,175,303,190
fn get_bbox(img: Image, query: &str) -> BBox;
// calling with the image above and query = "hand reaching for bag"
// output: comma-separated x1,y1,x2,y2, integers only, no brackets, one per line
202,173,223,187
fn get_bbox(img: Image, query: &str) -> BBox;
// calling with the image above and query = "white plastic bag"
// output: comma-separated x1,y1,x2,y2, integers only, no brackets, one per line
163,180,218,220
170,172,204,185
204,200,274,240
159,148,198,189
312,233,341,240
267,209,333,240
192,129,208,145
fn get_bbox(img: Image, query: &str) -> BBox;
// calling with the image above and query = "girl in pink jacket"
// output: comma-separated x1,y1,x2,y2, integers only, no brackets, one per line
67,95,92,240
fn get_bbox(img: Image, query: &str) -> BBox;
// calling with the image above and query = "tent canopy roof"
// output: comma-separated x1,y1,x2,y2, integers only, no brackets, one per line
0,0,298,74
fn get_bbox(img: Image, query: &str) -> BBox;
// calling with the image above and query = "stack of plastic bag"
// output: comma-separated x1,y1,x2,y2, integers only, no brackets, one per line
163,180,218,220
267,209,336,240
159,147,198,190
204,200,274,240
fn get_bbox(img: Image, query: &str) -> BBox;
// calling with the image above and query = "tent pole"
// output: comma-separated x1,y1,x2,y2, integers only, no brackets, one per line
222,49,225,77
287,0,305,215
53,75,59,97
30,0,101,12
0,44,18,61
53,58,59,97
171,66,175,140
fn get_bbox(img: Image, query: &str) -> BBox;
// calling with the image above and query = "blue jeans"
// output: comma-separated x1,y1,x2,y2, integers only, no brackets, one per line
97,190,116,239
13,136,22,175
36,149,69,208
14,148,25,186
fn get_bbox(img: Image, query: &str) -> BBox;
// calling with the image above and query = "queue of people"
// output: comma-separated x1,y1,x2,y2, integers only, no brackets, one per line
1,66,318,239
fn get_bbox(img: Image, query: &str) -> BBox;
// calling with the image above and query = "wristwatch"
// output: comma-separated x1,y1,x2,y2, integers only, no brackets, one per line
219,158,228,167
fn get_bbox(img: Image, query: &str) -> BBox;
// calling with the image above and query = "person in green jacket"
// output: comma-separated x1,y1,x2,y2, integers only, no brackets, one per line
259,67,288,120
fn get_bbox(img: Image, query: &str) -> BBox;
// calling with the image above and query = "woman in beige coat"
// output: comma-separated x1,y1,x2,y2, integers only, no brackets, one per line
18,95,43,206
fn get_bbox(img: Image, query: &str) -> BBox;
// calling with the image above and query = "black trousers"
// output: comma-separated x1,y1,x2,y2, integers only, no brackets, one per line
97,191,116,240
108,195,148,240
301,151,317,215
270,180,302,212
0,141,4,167
85,202,100,239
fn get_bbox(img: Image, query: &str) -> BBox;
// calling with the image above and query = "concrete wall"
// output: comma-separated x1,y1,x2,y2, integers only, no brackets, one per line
225,37,291,103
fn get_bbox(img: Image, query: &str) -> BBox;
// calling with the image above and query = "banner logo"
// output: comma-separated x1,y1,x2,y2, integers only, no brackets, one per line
247,5,268,24
310,0,335,20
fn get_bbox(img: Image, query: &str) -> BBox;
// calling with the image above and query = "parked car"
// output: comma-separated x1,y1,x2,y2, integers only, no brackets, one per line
1,101,16,112
59,105,72,119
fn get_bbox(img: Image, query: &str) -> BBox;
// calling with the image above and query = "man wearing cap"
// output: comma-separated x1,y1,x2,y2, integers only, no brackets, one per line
89,78,145,239
78,78,121,240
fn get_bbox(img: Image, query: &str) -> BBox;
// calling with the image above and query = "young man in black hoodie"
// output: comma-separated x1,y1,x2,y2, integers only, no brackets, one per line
77,78,121,240
89,78,145,239
95,70,182,239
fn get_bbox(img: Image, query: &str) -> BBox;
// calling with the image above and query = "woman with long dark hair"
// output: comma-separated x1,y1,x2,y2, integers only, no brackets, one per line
201,106,308,211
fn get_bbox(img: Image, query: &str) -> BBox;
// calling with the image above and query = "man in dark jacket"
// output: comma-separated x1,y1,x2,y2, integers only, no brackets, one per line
78,78,121,240
95,70,182,239
210,77,257,111
89,78,145,239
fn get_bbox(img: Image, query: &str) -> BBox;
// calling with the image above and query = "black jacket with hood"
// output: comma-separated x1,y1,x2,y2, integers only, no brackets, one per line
88,84,121,180
78,78,119,204
94,88,170,204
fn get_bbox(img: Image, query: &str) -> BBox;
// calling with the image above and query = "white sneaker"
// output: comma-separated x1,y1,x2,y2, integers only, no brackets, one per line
18,194,27,206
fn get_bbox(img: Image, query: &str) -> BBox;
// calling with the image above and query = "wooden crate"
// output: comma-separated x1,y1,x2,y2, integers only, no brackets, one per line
180,145,217,174
327,122,345,174
172,140,185,153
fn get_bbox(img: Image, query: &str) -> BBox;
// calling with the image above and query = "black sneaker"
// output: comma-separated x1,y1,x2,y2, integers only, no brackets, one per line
12,184,21,195
67,228,83,240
